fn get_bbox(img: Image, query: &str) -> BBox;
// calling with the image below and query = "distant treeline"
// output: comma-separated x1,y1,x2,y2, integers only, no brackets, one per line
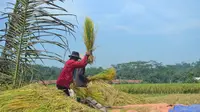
32,60,200,83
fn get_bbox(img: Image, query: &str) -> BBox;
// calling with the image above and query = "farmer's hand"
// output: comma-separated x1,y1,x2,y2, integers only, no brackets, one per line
86,51,91,56
79,54,84,59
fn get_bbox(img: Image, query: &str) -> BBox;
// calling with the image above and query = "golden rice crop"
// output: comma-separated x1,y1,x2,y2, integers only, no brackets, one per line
0,84,99,112
83,17,96,64
70,68,117,104
71,80,146,106
88,68,116,81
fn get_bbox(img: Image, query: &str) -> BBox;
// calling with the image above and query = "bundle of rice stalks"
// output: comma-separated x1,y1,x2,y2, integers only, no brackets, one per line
88,67,116,81
70,68,116,105
71,81,146,107
0,84,99,112
83,17,96,64
70,83,104,103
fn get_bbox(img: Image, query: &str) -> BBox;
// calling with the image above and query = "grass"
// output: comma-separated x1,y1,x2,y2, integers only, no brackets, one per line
114,83,200,94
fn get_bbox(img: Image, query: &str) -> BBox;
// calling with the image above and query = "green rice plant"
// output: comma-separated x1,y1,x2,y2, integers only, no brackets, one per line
114,83,200,94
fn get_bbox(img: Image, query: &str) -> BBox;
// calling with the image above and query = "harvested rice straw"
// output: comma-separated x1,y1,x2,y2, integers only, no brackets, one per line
0,84,98,112
71,80,145,106
70,83,104,103
83,17,96,64
70,68,116,104
88,68,116,81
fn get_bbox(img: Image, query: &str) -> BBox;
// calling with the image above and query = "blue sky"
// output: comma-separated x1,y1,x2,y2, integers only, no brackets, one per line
0,0,200,68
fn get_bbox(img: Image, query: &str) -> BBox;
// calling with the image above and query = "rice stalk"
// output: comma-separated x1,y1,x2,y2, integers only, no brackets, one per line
71,80,146,106
0,84,99,112
88,67,116,81
83,17,96,64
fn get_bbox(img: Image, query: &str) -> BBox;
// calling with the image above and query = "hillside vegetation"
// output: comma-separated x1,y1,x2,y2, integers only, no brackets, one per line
22,60,200,84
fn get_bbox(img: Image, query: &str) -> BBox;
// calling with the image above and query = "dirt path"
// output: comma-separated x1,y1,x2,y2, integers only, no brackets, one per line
111,103,173,112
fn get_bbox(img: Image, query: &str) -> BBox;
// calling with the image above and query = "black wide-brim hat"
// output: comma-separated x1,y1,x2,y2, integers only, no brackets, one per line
68,51,81,59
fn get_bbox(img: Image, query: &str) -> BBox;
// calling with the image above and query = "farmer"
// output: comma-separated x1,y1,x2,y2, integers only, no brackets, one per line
56,51,91,96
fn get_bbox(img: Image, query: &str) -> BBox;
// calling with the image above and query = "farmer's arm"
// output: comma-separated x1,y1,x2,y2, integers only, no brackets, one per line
70,55,89,68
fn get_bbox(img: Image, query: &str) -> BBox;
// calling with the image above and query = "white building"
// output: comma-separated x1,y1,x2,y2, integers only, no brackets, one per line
194,77,200,81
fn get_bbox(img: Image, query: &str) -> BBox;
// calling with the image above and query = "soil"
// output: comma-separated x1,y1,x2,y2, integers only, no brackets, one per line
111,103,174,112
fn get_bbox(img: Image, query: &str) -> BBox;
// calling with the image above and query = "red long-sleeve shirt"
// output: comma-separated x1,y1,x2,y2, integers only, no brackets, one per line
56,55,88,88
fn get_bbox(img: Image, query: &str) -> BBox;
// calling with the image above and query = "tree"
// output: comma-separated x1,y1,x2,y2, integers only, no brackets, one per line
111,60,199,83
85,67,104,76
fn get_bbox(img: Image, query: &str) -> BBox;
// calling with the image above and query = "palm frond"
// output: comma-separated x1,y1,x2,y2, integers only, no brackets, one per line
0,0,76,88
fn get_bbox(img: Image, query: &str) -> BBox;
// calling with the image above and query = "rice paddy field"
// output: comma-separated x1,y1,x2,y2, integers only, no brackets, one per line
1,82,200,112
114,83,200,94
112,83,200,105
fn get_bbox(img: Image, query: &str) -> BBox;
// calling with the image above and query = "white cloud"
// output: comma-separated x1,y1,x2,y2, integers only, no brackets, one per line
104,0,200,36
103,1,146,19
113,17,200,36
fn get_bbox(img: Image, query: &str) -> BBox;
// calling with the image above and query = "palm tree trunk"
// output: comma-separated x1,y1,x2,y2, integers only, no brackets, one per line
13,0,28,88
13,32,24,88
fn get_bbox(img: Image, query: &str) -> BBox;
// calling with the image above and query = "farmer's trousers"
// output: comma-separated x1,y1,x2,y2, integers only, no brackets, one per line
56,85,70,96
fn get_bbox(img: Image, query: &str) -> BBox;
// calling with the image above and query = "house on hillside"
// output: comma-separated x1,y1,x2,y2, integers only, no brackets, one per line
194,77,200,81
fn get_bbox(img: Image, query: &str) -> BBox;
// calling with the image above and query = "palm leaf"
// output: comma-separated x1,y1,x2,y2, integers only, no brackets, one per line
0,0,76,88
